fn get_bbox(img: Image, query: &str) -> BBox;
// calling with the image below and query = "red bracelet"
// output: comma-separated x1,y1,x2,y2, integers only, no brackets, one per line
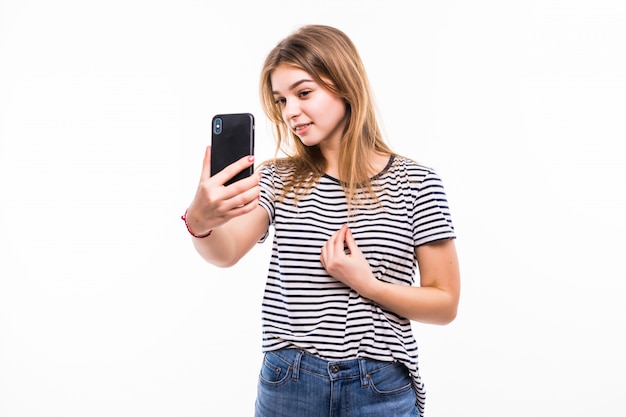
181,210,212,238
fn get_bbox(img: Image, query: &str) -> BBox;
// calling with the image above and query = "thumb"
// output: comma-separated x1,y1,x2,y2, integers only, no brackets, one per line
343,226,357,255
199,145,212,181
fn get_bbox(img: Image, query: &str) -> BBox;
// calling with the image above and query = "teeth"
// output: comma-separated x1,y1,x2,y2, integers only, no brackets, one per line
295,123,310,131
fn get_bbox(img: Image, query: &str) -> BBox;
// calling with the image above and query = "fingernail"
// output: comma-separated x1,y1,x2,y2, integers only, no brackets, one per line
248,155,255,162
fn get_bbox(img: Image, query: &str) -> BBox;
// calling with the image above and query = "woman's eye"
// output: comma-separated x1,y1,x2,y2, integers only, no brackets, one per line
274,97,286,105
299,90,311,98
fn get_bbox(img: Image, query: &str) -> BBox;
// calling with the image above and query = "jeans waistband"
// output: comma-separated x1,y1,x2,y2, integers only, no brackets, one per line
267,348,398,386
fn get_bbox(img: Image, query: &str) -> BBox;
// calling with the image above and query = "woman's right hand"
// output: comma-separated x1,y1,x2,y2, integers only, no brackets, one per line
184,145,261,237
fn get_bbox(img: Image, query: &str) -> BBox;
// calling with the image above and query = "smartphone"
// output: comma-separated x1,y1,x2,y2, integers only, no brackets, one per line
210,113,255,186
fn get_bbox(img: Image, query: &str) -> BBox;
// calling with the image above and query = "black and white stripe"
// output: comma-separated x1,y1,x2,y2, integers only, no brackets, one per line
257,155,455,414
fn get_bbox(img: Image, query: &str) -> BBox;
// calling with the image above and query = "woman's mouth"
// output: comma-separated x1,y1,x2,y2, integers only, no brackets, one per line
294,123,312,134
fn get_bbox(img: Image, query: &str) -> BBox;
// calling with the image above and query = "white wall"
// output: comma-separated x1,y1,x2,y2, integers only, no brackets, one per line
1,1,624,416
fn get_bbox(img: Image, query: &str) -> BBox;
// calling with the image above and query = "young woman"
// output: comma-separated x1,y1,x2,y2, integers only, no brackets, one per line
182,24,460,417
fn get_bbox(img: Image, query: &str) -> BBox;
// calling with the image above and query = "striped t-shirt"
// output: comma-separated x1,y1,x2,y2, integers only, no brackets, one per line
257,155,456,414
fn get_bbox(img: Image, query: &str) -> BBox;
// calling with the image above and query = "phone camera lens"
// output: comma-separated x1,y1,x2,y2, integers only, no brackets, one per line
213,118,222,135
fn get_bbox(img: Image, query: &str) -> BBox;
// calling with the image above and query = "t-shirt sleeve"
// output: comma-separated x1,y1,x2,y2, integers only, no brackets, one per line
412,169,456,247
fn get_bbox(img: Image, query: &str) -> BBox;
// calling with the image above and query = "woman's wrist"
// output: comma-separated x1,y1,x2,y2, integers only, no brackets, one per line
181,209,213,238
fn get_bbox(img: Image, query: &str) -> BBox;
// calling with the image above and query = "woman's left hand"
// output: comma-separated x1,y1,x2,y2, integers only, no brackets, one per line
321,224,461,324
320,224,376,294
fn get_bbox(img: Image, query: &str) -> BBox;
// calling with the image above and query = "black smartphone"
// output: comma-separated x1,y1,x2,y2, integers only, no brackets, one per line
210,113,255,186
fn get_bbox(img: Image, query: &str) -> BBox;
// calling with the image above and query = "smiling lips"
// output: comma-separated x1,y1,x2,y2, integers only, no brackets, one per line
293,122,312,134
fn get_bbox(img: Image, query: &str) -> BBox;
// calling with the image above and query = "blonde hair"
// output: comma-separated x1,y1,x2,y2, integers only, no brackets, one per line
259,24,393,206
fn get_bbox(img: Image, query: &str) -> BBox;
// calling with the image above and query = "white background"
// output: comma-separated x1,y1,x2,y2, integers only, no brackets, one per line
1,1,624,416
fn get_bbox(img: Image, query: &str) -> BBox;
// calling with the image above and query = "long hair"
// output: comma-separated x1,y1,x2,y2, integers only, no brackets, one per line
259,24,394,207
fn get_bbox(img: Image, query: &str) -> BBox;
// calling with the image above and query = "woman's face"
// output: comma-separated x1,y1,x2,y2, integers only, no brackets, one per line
270,64,348,150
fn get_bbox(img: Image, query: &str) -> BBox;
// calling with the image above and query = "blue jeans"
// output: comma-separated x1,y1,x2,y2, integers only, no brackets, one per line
254,349,420,417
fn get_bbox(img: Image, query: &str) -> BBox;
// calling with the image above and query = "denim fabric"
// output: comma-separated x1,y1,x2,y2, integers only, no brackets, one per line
254,349,420,417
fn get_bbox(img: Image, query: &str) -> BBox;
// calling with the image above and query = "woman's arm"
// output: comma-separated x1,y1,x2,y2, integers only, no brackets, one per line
189,205,269,267
184,146,268,267
321,225,460,324
390,238,460,324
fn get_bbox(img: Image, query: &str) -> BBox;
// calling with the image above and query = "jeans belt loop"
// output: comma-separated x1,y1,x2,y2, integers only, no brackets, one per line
358,358,369,387
291,350,304,382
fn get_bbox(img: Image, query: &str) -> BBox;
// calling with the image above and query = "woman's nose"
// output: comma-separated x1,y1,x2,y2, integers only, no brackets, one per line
283,99,300,119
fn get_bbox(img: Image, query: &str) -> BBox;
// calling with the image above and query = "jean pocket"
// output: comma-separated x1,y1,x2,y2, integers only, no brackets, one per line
368,362,412,396
258,352,291,386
